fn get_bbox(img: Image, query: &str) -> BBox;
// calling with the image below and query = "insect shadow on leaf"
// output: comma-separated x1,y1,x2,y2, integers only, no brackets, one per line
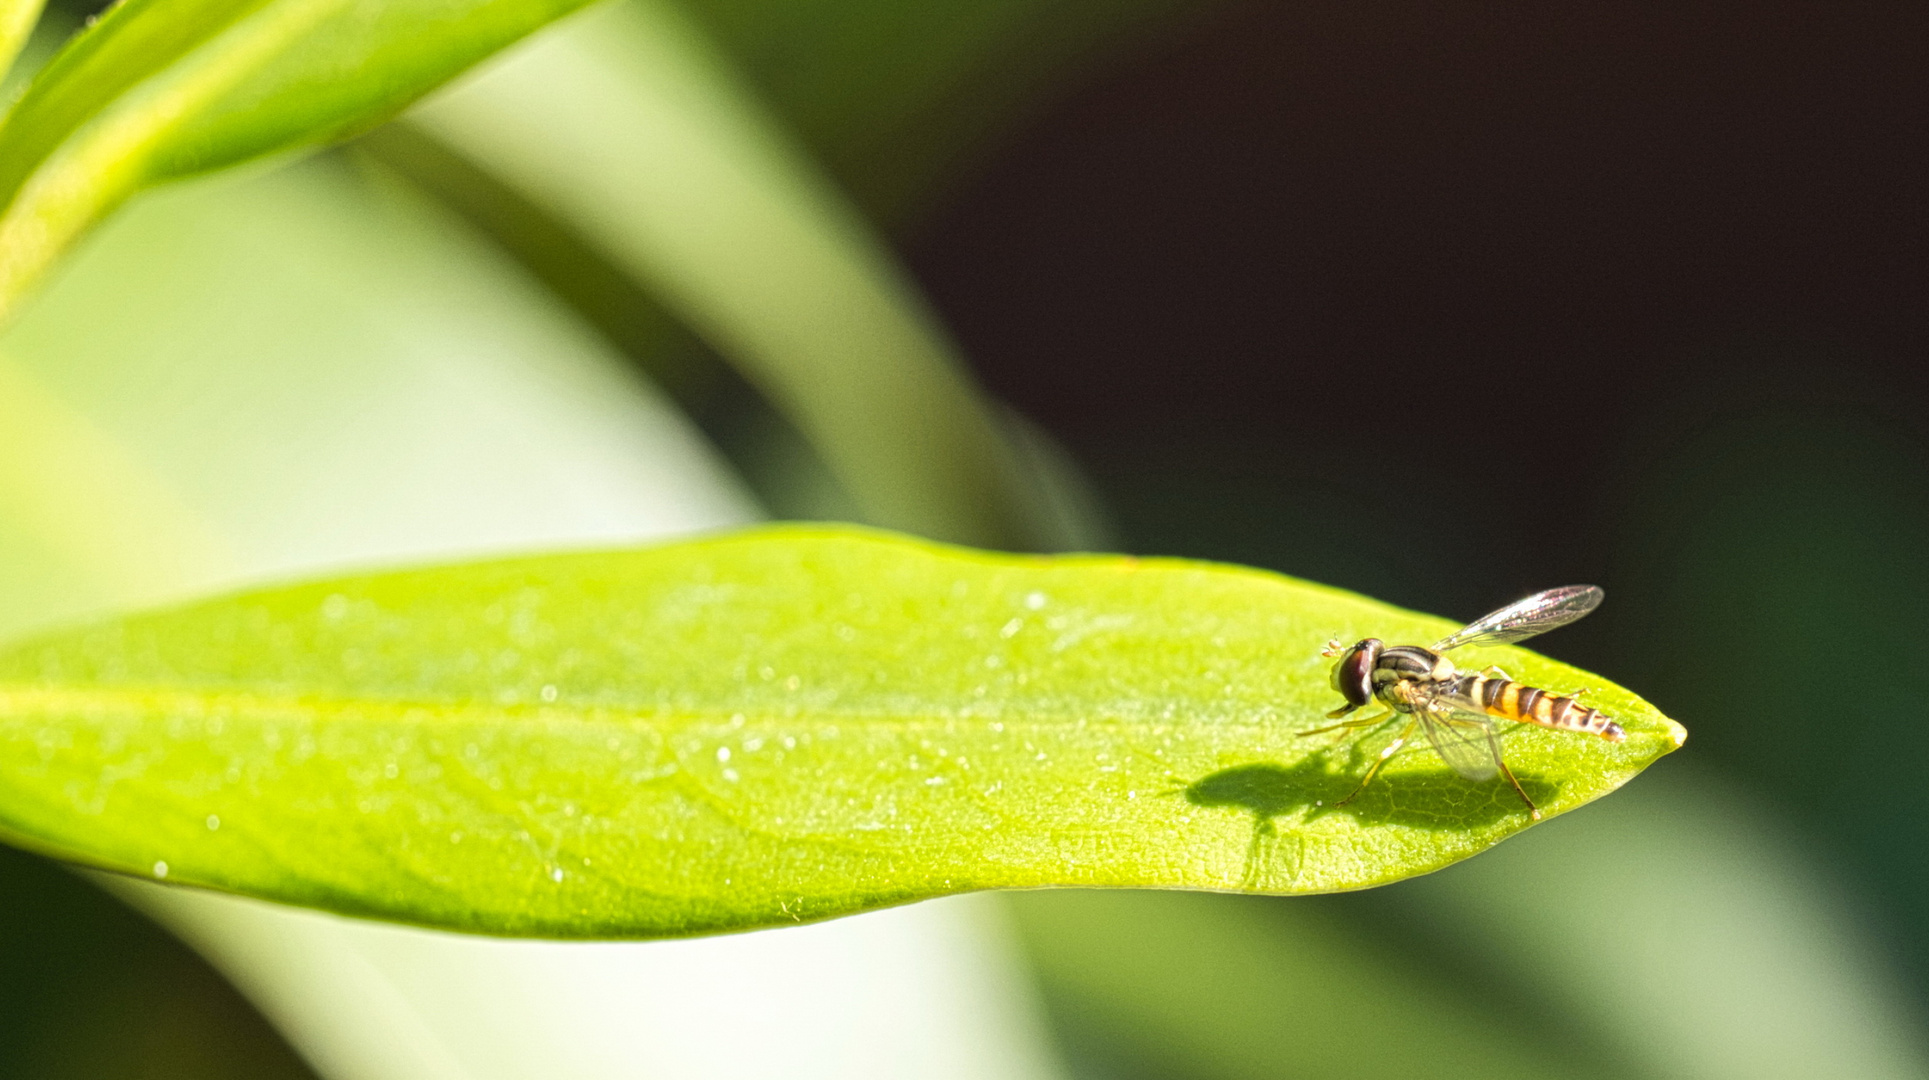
1181,758,1560,888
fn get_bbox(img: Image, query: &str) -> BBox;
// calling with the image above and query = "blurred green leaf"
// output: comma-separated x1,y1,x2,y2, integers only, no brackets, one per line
1009,890,1617,1080
352,123,713,410
0,848,321,1080
0,156,754,642
0,0,601,320
0,0,43,87
0,525,1680,937
1397,764,1929,1080
404,0,1053,549
363,0,1196,550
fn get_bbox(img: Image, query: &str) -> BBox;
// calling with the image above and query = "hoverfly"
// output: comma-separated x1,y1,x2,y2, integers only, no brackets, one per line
1315,586,1623,819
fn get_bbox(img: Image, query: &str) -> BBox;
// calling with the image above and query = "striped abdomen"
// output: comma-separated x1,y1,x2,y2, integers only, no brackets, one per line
1453,674,1625,742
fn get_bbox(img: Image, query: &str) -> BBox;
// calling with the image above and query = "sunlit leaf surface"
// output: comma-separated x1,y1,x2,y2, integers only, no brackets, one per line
0,526,1682,937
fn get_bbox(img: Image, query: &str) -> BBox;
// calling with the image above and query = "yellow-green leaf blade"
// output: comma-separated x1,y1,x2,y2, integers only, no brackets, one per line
0,0,597,320
0,0,45,86
0,525,1683,937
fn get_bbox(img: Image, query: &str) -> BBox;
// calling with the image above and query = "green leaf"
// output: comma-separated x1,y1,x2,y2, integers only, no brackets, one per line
0,0,598,321
0,525,1683,937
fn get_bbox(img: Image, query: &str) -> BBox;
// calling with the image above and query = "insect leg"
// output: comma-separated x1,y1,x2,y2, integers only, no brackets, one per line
1441,713,1542,821
1496,756,1541,821
1481,664,1515,681
1302,708,1393,738
1334,717,1418,807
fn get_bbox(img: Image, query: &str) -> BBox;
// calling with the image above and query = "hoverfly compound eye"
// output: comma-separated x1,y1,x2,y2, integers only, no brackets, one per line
1329,638,1381,708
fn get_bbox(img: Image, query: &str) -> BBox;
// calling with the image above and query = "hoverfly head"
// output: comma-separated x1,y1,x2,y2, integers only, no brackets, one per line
1328,638,1383,709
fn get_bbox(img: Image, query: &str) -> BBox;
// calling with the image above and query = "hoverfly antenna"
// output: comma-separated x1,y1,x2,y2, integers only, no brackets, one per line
1320,637,1345,658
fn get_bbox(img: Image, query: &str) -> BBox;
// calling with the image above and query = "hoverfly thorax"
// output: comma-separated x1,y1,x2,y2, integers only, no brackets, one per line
1329,637,1383,709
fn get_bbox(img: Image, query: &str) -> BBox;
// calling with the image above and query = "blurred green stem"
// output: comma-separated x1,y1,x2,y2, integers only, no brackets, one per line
0,352,232,607
0,0,42,90
407,0,1054,550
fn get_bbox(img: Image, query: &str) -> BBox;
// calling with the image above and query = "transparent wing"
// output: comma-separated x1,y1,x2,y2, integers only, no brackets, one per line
1432,585,1603,652
1414,691,1503,782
